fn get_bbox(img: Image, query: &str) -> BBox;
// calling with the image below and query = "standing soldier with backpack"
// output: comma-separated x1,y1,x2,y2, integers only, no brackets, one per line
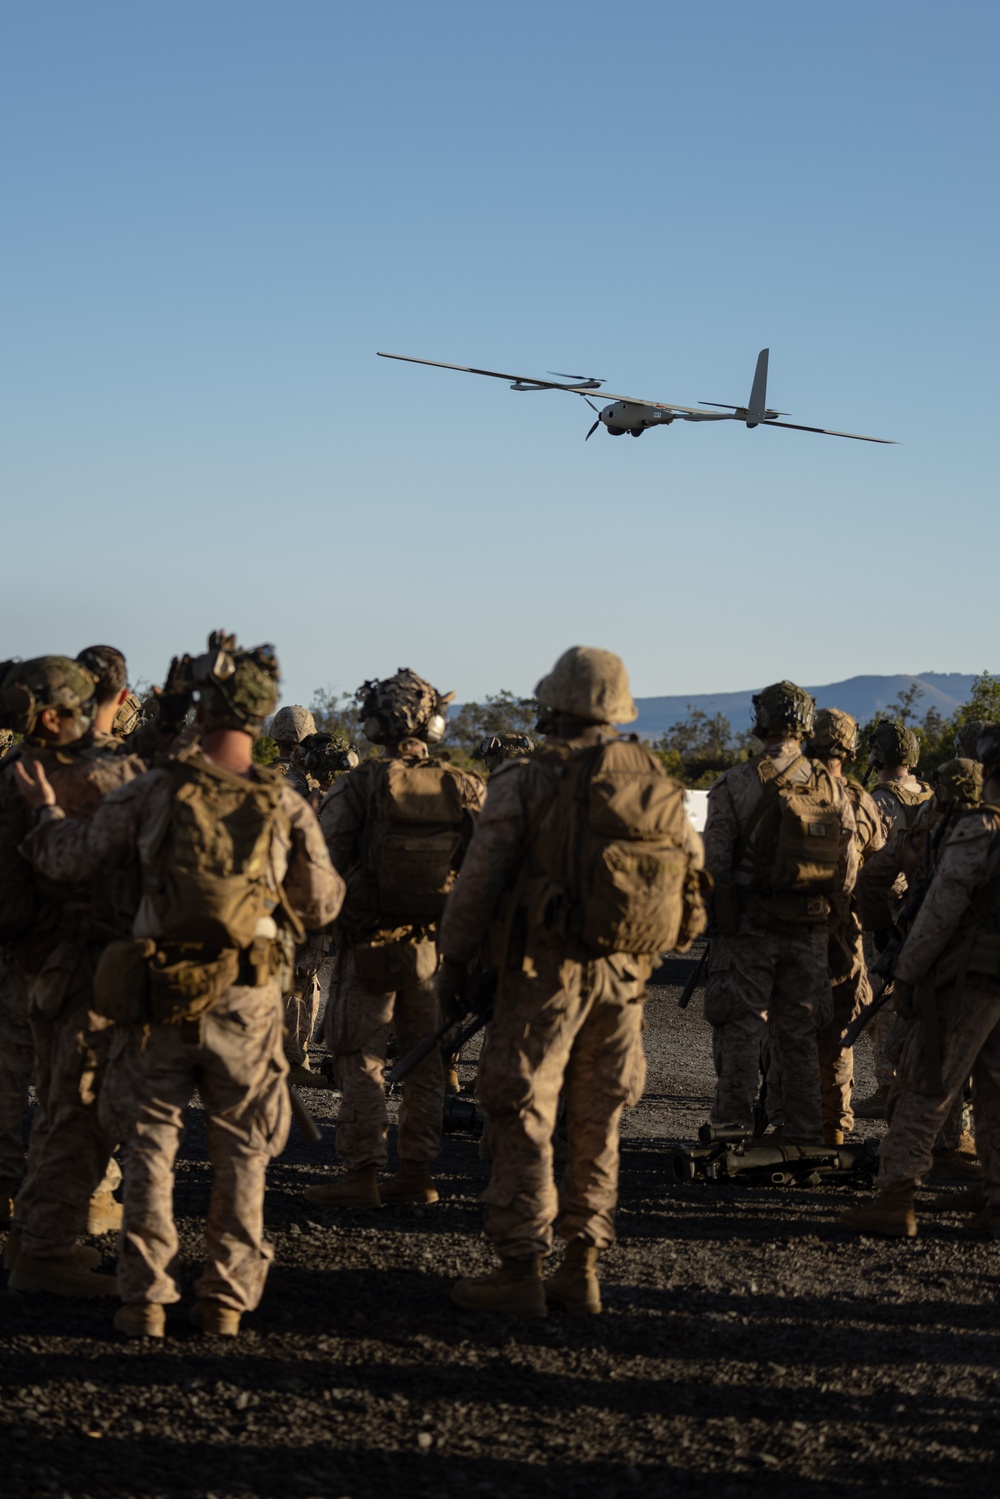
439,647,705,1318
856,720,934,1120
703,681,858,1145
307,669,486,1210
14,634,344,1336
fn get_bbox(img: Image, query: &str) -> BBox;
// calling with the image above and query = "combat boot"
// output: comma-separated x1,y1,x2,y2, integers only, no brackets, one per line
546,1237,601,1316
9,1251,119,1296
839,1186,917,1237
446,1066,460,1096
379,1162,439,1205
927,1148,983,1184
852,1086,890,1121
4,1225,103,1272
303,1166,381,1210
114,1302,166,1338
87,1190,123,1234
190,1299,240,1337
451,1257,547,1317
824,1128,845,1146
925,1184,987,1214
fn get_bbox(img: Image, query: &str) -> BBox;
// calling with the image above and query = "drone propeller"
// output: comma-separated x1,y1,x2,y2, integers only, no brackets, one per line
548,370,605,384
583,396,602,441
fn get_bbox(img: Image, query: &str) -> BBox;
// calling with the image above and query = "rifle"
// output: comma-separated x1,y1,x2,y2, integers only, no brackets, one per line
672,1122,879,1186
387,971,498,1086
288,1084,322,1144
677,946,709,1010
839,812,949,1050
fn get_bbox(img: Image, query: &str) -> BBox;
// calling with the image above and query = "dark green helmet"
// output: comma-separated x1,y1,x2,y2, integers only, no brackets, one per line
931,757,983,806
356,669,454,746
954,720,999,761
806,708,858,761
295,731,360,781
868,719,920,769
194,632,280,735
751,680,815,739
0,656,97,736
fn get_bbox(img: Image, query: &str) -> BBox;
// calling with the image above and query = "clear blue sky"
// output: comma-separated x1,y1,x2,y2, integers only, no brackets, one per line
3,2,996,710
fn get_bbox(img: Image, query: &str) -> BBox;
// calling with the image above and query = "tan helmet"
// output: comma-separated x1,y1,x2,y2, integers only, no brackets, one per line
751,681,815,740
932,757,983,806
868,719,920,769
355,669,454,745
270,705,317,745
534,647,637,726
0,656,97,737
807,707,858,761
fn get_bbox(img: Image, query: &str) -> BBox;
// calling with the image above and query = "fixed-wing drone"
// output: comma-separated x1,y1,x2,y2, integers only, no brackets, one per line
377,348,895,444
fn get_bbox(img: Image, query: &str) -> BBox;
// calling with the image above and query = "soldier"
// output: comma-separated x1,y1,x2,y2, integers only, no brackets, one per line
702,681,858,1145
804,710,885,1143
286,731,360,801
855,720,934,1119
306,669,485,1209
954,721,998,761
479,733,534,774
15,634,344,1335
270,705,317,772
0,655,145,1295
440,647,705,1317
840,728,1000,1239
856,758,984,1183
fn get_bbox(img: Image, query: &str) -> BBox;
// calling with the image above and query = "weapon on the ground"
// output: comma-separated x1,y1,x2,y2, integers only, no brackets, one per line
387,971,498,1086
671,1122,879,1186
288,1084,323,1144
677,946,709,1010
442,1095,484,1137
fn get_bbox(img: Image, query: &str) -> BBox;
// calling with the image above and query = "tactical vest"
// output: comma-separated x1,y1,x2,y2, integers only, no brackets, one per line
874,779,933,830
349,755,475,927
526,737,696,956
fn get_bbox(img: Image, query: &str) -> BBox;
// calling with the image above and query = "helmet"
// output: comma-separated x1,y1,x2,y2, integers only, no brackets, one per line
296,730,360,781
534,647,637,726
112,691,144,740
0,656,97,737
977,726,1000,780
954,720,998,761
932,757,983,806
270,705,317,745
751,681,815,740
479,733,534,772
868,719,919,769
194,632,280,735
355,669,454,746
806,707,858,761
0,728,13,758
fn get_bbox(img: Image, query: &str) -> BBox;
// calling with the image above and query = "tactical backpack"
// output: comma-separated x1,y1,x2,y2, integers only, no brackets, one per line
359,756,473,923
742,754,844,899
529,738,696,956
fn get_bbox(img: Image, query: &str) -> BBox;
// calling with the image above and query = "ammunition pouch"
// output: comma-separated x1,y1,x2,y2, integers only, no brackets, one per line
93,935,282,1028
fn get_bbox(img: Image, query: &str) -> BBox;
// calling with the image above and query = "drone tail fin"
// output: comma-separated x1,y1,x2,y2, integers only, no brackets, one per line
747,349,769,426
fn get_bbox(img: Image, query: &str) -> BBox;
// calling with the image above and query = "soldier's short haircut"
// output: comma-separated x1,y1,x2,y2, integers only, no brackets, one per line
77,645,127,706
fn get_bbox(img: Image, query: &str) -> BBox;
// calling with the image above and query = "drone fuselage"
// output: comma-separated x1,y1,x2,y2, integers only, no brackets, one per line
600,401,672,436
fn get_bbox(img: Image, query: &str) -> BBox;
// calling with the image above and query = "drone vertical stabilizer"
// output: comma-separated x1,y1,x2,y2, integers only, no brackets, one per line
747,349,769,425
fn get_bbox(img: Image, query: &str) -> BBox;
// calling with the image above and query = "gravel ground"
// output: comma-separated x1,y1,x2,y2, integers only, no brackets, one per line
2,982,999,1499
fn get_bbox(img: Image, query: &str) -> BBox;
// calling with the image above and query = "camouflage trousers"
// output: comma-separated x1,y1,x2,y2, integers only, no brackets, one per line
868,1002,896,1089
878,979,1000,1199
325,942,443,1171
100,982,290,1310
705,924,831,1144
282,931,327,1067
16,943,118,1258
477,945,648,1260
817,955,872,1137
0,953,34,1181
879,1005,965,1149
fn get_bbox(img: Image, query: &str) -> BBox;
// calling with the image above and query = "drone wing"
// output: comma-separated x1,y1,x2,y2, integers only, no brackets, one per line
759,419,897,445
376,352,604,392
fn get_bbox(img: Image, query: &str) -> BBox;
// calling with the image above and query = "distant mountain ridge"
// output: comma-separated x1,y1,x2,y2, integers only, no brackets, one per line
631,673,981,741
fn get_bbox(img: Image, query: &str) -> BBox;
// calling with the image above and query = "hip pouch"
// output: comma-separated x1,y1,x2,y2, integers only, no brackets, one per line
92,938,241,1026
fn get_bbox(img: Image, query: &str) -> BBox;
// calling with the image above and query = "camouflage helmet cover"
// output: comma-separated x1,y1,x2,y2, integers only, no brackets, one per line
195,632,280,735
954,720,998,761
296,730,360,779
807,707,858,760
751,680,815,739
356,668,454,745
270,705,317,744
0,656,97,736
534,647,637,725
868,718,920,769
931,757,983,805
112,691,144,740
480,732,534,772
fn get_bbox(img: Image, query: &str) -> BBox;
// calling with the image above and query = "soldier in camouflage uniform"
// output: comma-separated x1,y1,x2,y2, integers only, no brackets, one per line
0,655,145,1296
841,728,1000,1239
855,720,934,1119
480,733,534,774
703,682,858,1145
270,705,316,772
441,648,704,1318
16,636,344,1336
306,669,485,1210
